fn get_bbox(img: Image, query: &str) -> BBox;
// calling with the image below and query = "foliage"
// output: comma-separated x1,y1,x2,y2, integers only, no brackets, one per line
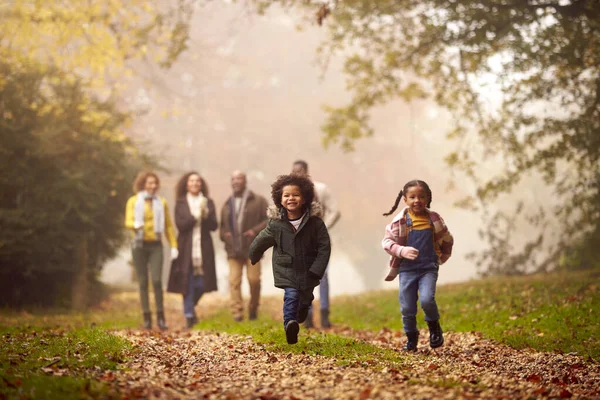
333,269,600,359
0,62,139,307
0,1,197,307
253,0,600,275
0,0,195,88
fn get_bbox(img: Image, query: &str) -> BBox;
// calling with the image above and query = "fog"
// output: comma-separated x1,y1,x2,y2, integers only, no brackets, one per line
101,1,487,296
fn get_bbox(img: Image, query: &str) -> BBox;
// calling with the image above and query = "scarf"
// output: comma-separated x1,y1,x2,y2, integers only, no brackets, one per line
187,192,206,275
229,189,249,254
134,191,164,244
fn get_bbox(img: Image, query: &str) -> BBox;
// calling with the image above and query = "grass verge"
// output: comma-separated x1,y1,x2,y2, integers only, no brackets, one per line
195,310,406,367
332,269,599,359
0,326,132,399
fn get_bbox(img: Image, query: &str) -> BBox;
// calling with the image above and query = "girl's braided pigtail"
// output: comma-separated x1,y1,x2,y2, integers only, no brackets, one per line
383,190,403,216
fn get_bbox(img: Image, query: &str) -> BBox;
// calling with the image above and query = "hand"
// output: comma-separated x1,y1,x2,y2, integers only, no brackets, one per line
133,221,143,230
242,229,255,238
400,246,419,260
223,232,233,239
170,248,179,261
199,197,209,218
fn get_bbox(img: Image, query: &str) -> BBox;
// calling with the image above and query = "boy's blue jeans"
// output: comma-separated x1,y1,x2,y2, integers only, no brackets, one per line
283,287,315,327
398,268,440,333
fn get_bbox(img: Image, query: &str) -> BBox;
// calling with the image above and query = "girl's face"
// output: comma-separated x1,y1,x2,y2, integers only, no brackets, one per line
404,185,429,215
187,174,203,196
281,185,305,213
144,176,159,195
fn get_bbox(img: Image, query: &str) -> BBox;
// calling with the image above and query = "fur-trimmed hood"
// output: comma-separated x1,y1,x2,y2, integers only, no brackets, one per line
266,201,324,220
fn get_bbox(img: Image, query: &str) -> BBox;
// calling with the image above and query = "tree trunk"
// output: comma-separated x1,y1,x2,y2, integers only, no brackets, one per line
72,232,88,311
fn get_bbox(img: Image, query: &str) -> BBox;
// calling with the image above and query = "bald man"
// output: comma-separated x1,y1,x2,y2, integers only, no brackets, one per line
219,171,269,321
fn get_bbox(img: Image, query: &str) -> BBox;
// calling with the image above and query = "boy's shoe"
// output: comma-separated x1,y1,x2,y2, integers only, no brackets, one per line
427,320,444,348
403,331,419,352
285,320,300,344
297,306,310,324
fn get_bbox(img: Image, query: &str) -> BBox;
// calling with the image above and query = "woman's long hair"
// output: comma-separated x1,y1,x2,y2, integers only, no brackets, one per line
175,171,209,199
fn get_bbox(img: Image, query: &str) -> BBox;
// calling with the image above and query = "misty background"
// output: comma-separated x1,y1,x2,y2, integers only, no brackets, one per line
100,1,485,297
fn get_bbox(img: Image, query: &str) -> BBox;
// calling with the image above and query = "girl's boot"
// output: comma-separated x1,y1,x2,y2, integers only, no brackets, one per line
427,320,444,348
157,312,168,331
143,312,152,330
403,331,419,352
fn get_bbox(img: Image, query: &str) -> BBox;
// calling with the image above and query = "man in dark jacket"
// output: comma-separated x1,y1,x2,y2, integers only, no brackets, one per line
219,171,269,321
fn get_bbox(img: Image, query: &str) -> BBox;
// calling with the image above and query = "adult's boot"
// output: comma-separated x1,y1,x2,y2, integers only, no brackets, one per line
157,312,168,331
320,309,331,328
249,309,258,321
403,331,419,352
427,320,444,348
143,312,152,330
304,314,314,329
186,317,195,330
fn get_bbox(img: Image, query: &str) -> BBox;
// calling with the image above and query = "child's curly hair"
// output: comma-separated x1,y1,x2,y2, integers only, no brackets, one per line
271,174,315,210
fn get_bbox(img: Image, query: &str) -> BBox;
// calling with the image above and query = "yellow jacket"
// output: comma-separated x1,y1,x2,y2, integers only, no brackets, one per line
125,195,177,248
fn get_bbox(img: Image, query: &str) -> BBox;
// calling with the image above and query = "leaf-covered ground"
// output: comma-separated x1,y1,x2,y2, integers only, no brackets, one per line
82,291,599,399
104,327,599,399
3,287,599,399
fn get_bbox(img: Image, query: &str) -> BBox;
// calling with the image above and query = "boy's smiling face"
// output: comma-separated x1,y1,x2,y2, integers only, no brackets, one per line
281,184,305,214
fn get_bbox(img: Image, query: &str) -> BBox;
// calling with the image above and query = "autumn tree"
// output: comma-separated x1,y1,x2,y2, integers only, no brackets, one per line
0,1,196,307
255,0,600,275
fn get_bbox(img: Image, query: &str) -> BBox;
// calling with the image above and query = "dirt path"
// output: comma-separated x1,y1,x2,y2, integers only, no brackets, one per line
100,293,599,399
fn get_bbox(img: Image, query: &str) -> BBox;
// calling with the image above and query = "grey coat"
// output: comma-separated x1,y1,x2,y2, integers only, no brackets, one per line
248,202,331,290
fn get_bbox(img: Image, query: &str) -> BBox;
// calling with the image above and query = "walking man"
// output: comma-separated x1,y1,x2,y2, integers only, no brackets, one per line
292,160,341,328
220,171,269,321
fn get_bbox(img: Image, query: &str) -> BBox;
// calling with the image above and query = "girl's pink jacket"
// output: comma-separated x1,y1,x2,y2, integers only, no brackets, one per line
381,207,454,281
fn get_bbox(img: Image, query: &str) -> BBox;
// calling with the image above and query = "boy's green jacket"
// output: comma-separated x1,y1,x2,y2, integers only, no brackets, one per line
249,202,331,290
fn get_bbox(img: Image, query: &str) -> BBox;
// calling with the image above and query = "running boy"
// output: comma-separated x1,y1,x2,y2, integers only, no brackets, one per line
249,174,331,344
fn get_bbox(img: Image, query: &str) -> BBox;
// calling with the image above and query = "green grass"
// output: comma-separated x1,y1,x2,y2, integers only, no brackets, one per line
0,326,132,399
0,270,597,398
0,287,143,331
332,269,600,359
195,310,406,367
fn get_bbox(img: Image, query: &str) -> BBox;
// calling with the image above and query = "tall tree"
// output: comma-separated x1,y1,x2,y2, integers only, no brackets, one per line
255,0,600,274
0,1,198,307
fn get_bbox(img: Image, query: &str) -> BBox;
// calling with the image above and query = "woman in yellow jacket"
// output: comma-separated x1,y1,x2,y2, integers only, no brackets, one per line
125,171,177,330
